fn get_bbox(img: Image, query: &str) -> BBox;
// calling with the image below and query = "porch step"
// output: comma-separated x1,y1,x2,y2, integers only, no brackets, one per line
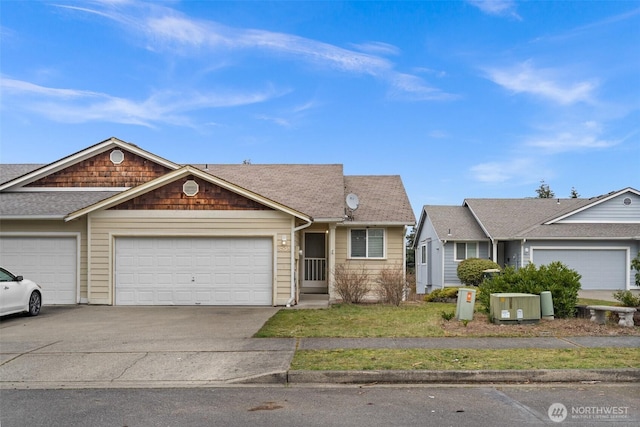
294,294,330,309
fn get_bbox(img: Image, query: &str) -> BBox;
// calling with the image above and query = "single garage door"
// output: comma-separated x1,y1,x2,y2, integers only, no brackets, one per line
115,237,273,305
0,236,77,304
532,248,627,290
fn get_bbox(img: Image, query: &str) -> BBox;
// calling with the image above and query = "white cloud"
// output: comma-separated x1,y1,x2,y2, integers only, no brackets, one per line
55,1,454,101
525,128,618,153
485,60,597,105
0,77,284,127
470,157,542,184
467,0,521,20
349,41,401,56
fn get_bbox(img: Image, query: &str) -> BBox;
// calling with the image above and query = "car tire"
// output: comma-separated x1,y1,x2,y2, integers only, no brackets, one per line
27,291,41,316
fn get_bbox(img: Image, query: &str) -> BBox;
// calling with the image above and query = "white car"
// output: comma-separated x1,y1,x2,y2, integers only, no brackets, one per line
0,267,42,317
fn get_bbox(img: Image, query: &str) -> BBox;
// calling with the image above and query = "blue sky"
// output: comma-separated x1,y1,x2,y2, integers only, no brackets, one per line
1,1,639,217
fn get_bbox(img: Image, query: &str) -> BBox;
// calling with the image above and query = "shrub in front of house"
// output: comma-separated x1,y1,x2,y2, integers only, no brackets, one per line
457,258,501,286
478,262,581,318
375,264,407,306
424,287,460,302
612,290,640,308
333,263,371,304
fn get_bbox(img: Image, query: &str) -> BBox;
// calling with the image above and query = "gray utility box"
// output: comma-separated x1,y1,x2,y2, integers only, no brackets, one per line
490,293,541,324
455,288,476,321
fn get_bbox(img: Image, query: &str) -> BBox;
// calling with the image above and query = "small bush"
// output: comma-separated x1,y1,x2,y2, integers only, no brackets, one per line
424,287,460,302
441,311,455,321
612,290,640,307
333,263,371,304
457,258,501,286
478,262,581,318
375,264,407,306
631,253,640,286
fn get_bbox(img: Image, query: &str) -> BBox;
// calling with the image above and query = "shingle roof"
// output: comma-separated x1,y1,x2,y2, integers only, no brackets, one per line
344,175,415,224
195,164,347,220
0,191,120,217
521,223,640,239
464,198,593,238
0,161,414,224
0,164,45,185
423,205,488,241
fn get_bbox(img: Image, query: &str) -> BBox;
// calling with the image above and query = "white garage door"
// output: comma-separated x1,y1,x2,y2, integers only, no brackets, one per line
0,236,77,304
115,237,273,306
532,249,627,290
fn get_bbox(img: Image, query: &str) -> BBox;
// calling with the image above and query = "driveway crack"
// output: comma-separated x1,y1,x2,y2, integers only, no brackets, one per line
113,352,149,381
0,340,62,366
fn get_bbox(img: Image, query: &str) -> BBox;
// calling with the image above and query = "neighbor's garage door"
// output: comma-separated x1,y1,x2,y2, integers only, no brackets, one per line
0,236,77,304
115,237,273,305
532,249,626,290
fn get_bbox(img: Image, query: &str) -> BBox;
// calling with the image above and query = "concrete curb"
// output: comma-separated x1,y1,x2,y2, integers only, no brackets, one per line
240,368,640,385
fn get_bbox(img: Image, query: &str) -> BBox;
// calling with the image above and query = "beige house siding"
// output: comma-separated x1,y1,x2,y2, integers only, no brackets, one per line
333,226,407,301
87,210,294,305
0,218,88,301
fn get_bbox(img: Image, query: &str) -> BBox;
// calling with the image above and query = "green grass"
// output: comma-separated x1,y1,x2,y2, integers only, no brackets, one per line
254,303,452,338
577,298,621,306
291,348,640,371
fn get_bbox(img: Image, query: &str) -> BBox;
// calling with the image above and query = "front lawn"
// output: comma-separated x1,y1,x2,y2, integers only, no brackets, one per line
255,302,640,338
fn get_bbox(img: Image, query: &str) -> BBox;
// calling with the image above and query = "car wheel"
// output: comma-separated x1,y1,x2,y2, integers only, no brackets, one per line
28,291,41,316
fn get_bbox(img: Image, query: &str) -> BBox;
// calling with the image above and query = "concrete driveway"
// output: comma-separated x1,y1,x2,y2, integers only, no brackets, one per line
0,305,295,389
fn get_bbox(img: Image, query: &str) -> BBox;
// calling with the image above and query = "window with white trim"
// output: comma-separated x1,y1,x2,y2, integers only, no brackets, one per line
455,242,478,261
420,245,427,264
350,228,385,258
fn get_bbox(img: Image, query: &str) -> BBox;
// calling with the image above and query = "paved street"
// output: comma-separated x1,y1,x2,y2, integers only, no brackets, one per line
1,384,639,426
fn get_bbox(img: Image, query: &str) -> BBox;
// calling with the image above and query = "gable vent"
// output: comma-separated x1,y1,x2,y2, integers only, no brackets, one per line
110,149,125,165
623,197,632,206
183,180,199,197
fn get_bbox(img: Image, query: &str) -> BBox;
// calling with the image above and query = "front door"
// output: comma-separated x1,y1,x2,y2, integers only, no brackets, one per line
302,232,327,294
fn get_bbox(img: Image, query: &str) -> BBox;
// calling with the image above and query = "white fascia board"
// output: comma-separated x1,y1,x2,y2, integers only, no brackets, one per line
0,137,180,192
545,187,640,224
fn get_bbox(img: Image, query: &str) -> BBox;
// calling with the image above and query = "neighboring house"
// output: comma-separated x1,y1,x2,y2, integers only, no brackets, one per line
0,137,415,306
414,188,640,293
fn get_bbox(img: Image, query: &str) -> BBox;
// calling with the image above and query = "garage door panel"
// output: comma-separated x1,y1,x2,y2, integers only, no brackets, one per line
0,237,77,305
532,249,626,290
115,237,272,306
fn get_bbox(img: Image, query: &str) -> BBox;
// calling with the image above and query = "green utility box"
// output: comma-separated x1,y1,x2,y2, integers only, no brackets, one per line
490,293,541,324
455,288,476,321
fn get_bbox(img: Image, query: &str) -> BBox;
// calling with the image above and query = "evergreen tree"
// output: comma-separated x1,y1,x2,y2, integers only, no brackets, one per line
535,180,555,198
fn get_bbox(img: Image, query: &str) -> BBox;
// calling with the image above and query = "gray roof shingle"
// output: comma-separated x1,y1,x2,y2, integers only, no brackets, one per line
0,191,120,217
344,175,415,224
423,205,488,241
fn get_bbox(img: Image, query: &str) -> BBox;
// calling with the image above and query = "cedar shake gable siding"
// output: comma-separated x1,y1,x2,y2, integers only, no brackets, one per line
110,176,273,211
26,149,172,188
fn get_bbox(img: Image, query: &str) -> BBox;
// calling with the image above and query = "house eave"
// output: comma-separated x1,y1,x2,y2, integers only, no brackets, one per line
0,215,65,220
338,221,415,227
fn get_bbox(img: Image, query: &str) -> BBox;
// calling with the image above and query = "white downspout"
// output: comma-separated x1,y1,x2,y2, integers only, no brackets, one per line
286,218,313,307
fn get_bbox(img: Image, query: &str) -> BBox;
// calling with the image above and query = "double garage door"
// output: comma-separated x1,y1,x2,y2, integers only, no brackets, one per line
115,237,273,306
0,236,77,304
532,248,627,290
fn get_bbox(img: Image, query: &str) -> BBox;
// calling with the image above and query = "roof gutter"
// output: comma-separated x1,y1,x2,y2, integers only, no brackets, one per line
287,217,314,308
